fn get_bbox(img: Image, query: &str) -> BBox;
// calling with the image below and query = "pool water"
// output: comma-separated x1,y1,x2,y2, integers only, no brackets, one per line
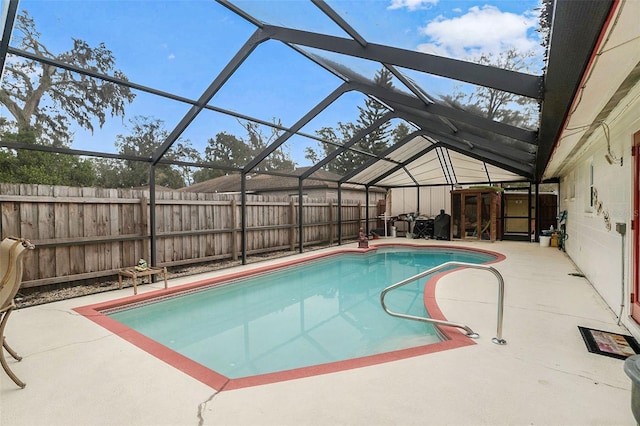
108,247,495,379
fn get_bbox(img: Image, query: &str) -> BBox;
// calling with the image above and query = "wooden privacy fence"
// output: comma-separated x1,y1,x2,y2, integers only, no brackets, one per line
0,184,378,290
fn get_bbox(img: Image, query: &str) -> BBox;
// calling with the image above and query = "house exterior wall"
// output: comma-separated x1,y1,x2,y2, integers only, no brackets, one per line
558,82,640,333
389,186,451,217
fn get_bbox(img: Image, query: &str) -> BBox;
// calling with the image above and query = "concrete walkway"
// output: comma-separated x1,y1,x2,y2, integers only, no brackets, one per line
0,240,636,425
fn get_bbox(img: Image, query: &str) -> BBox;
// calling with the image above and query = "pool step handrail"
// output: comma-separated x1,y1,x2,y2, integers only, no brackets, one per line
380,261,506,345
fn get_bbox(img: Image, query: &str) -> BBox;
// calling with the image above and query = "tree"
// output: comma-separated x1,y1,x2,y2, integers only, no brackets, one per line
356,68,393,152
193,119,296,183
192,132,249,182
311,122,358,175
94,116,197,189
0,10,135,146
0,124,96,185
305,68,398,175
242,120,295,172
442,48,539,129
392,122,411,143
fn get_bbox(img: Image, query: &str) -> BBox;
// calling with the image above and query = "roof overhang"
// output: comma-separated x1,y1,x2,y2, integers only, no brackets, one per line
539,0,638,179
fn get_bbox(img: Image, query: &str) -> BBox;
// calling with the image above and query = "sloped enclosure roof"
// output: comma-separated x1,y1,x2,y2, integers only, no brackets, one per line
0,0,616,188
180,167,384,194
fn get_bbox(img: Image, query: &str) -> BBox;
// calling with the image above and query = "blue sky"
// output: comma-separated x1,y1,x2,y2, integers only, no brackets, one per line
3,0,543,167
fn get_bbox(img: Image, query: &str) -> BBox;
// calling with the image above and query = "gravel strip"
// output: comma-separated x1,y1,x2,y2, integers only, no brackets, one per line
14,244,347,308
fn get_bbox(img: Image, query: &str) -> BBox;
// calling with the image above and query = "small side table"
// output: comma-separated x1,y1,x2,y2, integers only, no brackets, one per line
118,266,168,295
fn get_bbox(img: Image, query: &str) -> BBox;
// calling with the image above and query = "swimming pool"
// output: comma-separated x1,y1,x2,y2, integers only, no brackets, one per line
76,244,503,390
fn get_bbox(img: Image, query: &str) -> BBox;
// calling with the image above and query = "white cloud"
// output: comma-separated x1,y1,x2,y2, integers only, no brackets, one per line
417,5,539,60
167,53,176,60
388,0,438,11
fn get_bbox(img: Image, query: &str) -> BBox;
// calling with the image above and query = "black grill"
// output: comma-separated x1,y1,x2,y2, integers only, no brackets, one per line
413,219,434,239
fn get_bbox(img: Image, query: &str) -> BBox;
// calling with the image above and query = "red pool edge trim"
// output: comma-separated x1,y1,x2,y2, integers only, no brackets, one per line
73,243,506,392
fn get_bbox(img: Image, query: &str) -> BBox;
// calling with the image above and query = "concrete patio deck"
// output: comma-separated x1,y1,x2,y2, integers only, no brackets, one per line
0,240,636,425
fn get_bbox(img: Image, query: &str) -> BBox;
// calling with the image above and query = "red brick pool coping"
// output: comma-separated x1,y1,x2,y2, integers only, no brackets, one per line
74,243,505,391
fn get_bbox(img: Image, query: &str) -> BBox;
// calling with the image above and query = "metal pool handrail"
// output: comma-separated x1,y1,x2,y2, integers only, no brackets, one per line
380,261,506,345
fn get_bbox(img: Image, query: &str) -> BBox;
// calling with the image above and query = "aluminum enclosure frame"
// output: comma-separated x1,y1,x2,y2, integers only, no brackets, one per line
0,0,616,265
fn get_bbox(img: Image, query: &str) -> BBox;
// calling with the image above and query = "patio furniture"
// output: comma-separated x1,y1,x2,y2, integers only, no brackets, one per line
0,237,35,389
118,266,168,295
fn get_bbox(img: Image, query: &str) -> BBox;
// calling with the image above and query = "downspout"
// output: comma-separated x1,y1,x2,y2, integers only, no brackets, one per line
617,222,627,325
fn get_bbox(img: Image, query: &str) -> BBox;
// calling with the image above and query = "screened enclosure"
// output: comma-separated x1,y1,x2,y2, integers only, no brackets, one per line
0,0,615,285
